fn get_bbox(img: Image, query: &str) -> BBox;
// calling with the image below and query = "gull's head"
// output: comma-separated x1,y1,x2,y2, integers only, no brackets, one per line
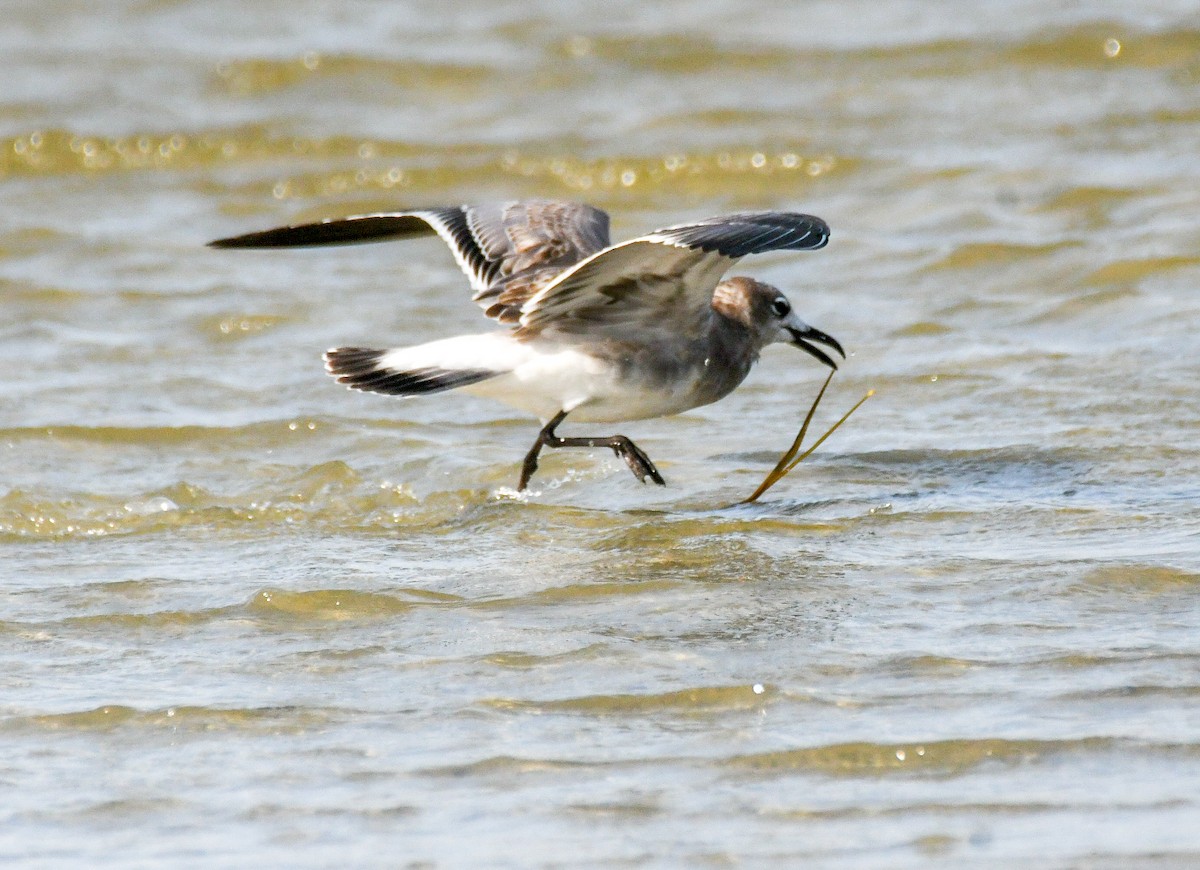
713,277,845,369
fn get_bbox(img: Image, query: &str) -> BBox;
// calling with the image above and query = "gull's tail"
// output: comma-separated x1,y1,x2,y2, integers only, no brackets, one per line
324,332,531,397
324,347,499,397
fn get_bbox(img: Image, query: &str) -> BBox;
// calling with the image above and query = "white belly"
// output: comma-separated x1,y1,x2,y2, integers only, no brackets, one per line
463,345,708,423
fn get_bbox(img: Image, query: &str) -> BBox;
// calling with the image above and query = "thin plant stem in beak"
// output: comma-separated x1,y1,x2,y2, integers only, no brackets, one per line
742,371,874,504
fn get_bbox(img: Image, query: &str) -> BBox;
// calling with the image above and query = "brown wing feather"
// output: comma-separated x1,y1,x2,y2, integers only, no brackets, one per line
467,201,611,321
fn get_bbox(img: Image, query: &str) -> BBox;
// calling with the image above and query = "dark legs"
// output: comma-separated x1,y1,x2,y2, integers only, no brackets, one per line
517,410,667,491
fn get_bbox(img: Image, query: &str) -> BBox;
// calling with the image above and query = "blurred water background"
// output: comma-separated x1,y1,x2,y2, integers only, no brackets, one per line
2,0,1199,865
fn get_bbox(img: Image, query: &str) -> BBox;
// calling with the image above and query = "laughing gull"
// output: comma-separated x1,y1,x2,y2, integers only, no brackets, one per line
209,200,842,491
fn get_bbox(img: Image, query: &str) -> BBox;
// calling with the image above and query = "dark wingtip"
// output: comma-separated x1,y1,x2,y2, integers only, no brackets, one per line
205,225,330,249
206,214,447,249
206,228,298,249
656,212,831,258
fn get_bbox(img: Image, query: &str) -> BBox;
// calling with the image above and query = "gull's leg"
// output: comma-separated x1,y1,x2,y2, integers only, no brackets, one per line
518,410,570,492
517,410,666,489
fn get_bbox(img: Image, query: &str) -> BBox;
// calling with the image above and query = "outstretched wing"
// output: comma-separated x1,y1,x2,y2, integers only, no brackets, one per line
517,212,829,337
208,200,612,322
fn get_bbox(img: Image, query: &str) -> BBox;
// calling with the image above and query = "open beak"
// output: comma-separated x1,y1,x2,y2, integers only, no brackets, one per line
786,324,845,370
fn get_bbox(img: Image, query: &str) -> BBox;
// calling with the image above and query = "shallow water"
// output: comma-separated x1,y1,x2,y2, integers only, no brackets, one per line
3,0,1200,865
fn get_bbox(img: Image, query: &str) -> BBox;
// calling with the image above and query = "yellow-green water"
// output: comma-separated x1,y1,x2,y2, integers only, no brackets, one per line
3,1,1199,865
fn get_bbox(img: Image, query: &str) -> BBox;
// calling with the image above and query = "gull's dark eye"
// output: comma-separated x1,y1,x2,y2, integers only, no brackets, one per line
771,297,791,318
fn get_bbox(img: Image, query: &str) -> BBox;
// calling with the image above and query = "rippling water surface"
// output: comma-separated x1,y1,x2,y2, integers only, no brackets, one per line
3,0,1199,865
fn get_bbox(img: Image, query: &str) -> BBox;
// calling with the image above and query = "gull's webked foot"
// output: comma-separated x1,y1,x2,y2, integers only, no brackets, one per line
608,436,664,486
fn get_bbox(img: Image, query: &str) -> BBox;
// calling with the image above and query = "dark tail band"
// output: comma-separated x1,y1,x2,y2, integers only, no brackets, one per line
324,347,497,397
